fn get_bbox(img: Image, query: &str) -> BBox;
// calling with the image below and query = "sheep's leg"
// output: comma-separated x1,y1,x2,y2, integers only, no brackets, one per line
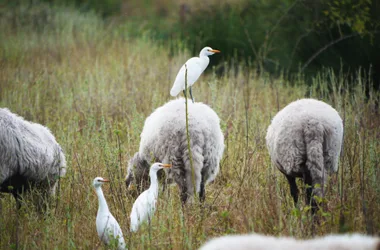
162,179,167,192
175,172,190,204
199,175,206,202
178,166,203,204
180,186,188,204
303,171,314,209
286,175,299,205
173,166,190,204
12,192,22,210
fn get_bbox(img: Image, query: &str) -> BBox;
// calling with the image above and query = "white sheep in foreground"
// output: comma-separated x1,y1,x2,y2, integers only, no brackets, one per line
266,99,343,213
0,108,66,209
199,233,380,250
125,98,224,203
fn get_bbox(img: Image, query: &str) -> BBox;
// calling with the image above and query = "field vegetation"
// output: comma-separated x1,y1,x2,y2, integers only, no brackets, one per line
0,1,379,249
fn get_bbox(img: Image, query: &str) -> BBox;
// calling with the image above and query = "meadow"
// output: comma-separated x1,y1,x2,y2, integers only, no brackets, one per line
0,3,379,250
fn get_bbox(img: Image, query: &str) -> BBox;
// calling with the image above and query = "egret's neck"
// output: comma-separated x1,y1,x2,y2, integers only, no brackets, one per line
148,169,160,196
198,54,210,71
95,186,109,214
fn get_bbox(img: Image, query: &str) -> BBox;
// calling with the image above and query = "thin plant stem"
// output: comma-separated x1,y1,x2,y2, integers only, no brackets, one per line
339,92,346,233
184,64,197,201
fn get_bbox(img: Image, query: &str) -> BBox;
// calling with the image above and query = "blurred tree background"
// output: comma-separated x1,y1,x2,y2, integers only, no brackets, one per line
2,0,380,88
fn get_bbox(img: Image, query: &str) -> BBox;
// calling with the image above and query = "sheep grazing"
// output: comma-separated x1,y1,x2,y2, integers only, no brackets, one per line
125,98,224,203
266,98,343,213
0,108,66,210
199,233,380,250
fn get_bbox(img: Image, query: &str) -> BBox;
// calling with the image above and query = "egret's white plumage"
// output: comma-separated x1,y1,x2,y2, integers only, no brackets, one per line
170,46,220,102
93,177,126,250
130,163,171,232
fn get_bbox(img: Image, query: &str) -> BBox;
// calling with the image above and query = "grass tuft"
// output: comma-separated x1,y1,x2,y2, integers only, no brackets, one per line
0,2,379,249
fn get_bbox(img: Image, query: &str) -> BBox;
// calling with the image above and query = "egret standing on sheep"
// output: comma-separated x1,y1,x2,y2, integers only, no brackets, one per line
130,163,171,232
93,177,126,250
266,98,343,214
170,46,220,103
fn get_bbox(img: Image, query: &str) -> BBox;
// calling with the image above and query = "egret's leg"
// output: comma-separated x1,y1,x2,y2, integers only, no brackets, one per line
189,86,195,103
183,90,187,99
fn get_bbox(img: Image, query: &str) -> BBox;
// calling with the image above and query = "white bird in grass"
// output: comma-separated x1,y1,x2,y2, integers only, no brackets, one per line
93,177,126,250
170,46,220,103
130,162,172,232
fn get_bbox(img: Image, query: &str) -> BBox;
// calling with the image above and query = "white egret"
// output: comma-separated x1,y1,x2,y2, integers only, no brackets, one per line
130,163,172,232
170,46,220,103
93,177,126,250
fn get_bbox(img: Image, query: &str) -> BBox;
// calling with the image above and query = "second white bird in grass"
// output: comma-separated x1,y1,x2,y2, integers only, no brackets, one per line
170,46,220,103
93,177,126,250
130,162,172,232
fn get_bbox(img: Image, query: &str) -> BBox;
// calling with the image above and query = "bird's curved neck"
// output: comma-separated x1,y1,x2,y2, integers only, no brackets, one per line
95,186,110,214
198,55,210,70
148,170,159,196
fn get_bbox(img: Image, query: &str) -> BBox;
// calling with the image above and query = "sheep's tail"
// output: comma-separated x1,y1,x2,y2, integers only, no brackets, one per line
182,143,204,201
303,119,326,199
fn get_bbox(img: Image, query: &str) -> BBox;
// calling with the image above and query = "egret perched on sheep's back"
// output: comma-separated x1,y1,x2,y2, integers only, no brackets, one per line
130,163,171,232
170,46,220,103
93,177,126,250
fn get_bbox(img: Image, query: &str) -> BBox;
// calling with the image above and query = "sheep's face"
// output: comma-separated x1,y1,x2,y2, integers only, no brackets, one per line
125,153,151,197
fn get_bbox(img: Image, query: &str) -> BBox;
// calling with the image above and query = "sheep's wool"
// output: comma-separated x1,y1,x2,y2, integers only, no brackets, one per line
0,108,66,199
199,233,380,250
266,98,343,176
126,98,224,202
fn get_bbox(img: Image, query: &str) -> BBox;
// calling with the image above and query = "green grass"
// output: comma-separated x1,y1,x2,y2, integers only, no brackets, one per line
0,3,379,250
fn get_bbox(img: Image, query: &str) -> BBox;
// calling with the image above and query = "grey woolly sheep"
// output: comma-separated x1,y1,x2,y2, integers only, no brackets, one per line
199,233,380,250
266,99,343,213
0,108,67,209
125,98,224,203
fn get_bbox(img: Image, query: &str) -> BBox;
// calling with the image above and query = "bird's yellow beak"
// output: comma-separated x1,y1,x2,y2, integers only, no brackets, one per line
210,49,220,53
161,164,172,168
128,184,136,190
101,179,110,183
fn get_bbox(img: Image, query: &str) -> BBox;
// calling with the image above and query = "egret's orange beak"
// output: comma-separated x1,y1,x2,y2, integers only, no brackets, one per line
210,49,220,53
161,164,172,168
101,179,110,183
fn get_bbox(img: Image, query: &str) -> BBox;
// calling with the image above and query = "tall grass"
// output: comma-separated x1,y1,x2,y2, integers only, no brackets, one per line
0,3,379,249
